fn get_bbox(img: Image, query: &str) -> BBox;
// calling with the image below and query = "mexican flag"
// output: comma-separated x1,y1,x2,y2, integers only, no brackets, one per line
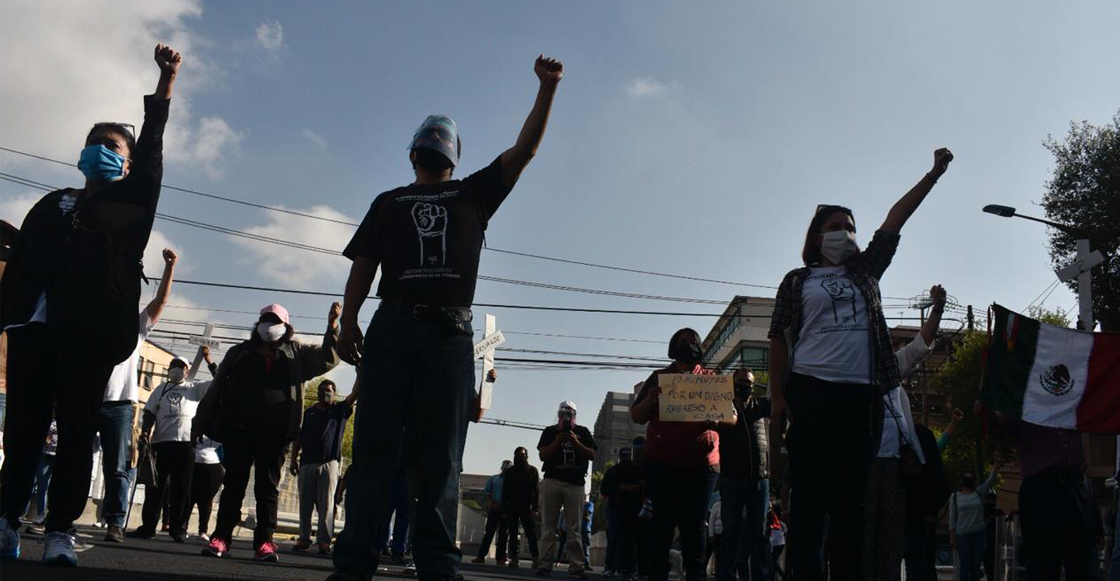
980,304,1120,433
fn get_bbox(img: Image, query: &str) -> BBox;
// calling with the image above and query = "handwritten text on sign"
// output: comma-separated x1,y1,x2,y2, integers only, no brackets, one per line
658,374,734,422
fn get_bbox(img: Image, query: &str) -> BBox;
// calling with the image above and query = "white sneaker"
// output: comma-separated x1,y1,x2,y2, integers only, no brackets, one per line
42,530,78,567
0,517,20,559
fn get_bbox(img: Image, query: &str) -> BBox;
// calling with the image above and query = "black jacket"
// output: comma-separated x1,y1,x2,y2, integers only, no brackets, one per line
0,96,169,364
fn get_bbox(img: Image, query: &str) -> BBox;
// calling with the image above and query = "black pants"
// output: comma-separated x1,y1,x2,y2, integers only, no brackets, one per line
0,323,115,533
138,441,194,535
646,463,719,581
616,510,643,575
902,518,937,581
785,373,878,581
477,507,509,560
505,505,539,563
213,428,287,545
1019,471,1099,581
188,462,224,534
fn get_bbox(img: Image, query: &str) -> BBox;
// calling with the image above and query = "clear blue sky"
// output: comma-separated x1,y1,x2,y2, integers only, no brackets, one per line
2,0,1118,479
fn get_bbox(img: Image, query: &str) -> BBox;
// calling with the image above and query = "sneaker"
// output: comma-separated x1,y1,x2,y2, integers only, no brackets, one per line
292,539,312,552
0,517,20,560
42,531,78,567
198,532,210,543
318,542,332,555
254,541,279,562
403,561,417,575
126,527,155,539
471,555,486,564
104,525,125,543
202,537,228,558
171,533,188,543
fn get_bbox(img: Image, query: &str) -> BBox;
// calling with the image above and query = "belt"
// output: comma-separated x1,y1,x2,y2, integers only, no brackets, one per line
378,297,472,321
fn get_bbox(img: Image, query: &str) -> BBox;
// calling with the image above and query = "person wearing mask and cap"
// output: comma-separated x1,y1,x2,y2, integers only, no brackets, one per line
536,401,597,578
767,149,954,580
290,376,360,555
127,355,211,542
631,328,736,581
473,459,514,565
193,302,340,563
0,44,182,567
503,446,541,569
332,54,564,581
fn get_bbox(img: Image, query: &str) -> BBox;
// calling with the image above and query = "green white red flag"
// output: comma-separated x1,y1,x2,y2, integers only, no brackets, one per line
980,304,1120,433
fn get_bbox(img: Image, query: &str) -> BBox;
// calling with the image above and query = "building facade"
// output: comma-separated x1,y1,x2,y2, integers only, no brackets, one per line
591,390,647,477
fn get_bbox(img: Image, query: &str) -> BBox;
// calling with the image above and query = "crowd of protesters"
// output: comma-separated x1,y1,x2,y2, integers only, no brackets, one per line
0,41,1114,581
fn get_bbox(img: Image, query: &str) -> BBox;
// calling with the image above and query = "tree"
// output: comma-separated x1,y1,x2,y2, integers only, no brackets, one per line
589,463,612,535
1042,111,1120,331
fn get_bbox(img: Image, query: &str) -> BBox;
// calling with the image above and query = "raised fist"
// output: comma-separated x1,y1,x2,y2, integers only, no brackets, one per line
931,148,954,177
535,55,563,85
929,285,946,309
162,248,178,265
328,302,342,326
411,203,448,266
154,44,182,75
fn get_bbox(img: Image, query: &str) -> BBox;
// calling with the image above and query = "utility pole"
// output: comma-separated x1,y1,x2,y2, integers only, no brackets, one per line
968,305,983,478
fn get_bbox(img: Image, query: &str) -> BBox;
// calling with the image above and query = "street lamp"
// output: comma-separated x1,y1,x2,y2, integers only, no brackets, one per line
982,204,1102,330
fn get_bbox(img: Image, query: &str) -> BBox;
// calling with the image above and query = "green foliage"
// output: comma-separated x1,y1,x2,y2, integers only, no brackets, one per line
1027,305,1072,328
1042,111,1120,331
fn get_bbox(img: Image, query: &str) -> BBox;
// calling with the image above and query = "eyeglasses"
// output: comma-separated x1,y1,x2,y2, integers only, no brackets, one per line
815,204,853,216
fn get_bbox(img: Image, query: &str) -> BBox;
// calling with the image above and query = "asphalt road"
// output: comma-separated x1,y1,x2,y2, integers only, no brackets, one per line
2,525,606,581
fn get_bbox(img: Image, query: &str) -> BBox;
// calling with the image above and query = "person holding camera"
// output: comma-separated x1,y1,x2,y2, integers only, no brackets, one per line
536,401,597,578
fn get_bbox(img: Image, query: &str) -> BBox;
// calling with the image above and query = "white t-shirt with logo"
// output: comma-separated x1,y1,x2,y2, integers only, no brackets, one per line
103,310,157,403
792,266,872,384
145,380,211,444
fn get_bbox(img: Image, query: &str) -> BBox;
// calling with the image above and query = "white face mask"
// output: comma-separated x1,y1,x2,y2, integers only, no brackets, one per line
820,230,859,264
168,368,187,384
257,322,286,343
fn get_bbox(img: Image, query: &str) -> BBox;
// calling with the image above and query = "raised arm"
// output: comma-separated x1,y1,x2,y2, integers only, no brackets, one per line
297,302,341,381
152,44,181,100
879,148,954,234
339,257,378,365
978,452,1003,495
920,285,947,346
343,368,362,408
145,248,177,324
498,55,563,190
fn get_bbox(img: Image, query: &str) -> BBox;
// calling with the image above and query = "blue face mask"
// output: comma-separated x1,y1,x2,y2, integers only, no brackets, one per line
77,145,127,182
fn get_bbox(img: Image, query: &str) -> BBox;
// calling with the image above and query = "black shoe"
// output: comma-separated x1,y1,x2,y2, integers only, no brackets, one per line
126,527,155,539
104,526,125,543
171,533,187,543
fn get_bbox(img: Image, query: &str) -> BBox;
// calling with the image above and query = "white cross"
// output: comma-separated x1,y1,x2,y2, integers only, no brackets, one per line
1055,239,1104,331
473,314,504,411
186,323,220,380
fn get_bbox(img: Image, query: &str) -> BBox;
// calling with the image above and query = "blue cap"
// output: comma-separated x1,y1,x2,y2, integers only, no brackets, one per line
409,115,460,168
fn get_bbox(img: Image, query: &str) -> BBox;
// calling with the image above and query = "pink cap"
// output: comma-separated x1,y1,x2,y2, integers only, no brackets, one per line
259,303,290,325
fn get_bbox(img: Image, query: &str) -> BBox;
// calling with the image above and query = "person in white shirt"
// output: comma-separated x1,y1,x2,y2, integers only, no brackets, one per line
863,285,945,581
99,248,176,543
127,356,211,542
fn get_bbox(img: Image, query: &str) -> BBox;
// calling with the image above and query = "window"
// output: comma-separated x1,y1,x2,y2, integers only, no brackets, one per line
612,405,630,413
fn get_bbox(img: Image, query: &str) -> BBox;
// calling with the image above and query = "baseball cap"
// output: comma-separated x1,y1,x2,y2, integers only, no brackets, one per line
260,303,290,325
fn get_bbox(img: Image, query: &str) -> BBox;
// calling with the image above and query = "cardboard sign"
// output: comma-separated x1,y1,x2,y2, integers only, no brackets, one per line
658,374,734,422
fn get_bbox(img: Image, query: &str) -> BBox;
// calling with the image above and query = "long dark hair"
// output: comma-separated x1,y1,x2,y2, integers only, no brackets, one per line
802,205,855,266
667,327,702,359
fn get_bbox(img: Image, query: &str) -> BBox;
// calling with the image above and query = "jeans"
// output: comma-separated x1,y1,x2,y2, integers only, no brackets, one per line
30,455,56,520
717,475,771,581
538,478,587,573
647,463,719,581
785,373,877,581
0,323,116,533
333,304,474,581
582,528,591,566
1019,471,1099,581
139,441,194,536
375,469,411,555
477,507,508,561
298,460,340,545
97,400,135,528
506,505,540,564
955,530,985,581
213,428,286,546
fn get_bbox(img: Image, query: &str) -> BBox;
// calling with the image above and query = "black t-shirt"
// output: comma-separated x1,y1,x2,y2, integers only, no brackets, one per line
299,403,353,465
537,425,597,486
600,462,642,515
228,351,290,436
343,156,512,307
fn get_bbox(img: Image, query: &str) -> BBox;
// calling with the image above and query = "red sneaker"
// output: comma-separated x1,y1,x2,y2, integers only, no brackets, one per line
202,537,228,558
255,541,279,562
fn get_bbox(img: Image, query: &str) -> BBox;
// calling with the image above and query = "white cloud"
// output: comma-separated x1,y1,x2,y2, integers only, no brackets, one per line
179,116,245,178
255,20,284,51
0,0,242,179
0,191,42,227
235,205,355,290
301,129,327,150
625,77,680,99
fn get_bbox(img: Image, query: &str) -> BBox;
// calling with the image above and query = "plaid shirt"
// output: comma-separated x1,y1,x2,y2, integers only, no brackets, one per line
768,230,902,393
